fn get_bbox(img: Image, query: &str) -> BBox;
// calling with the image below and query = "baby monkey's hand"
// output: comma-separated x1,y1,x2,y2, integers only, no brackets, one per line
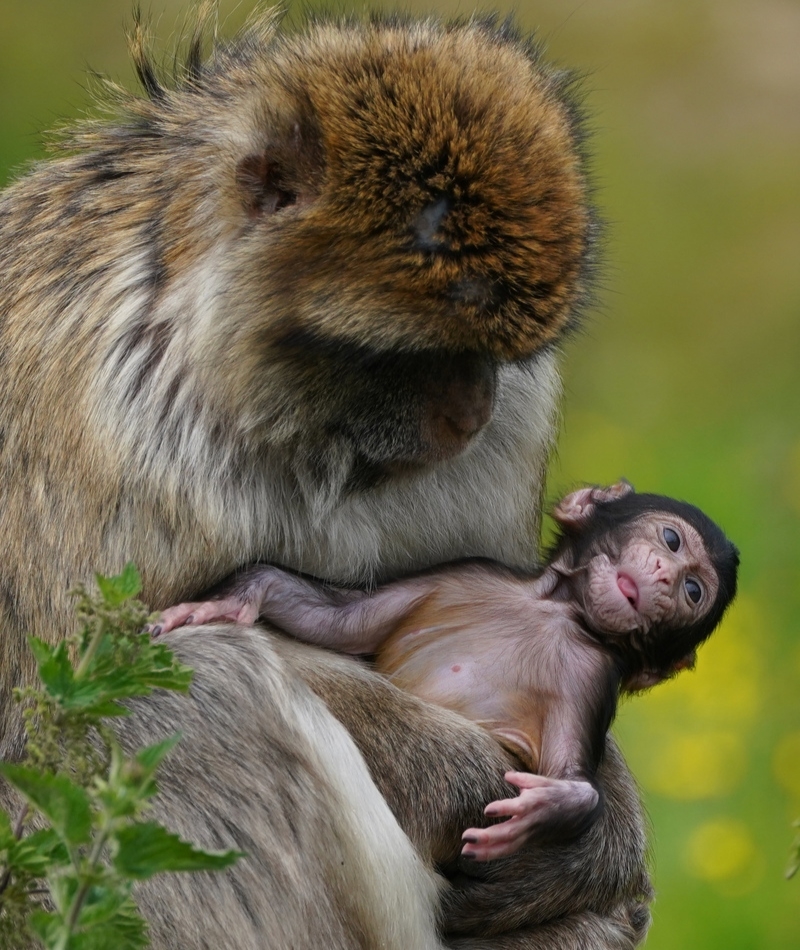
461,771,599,861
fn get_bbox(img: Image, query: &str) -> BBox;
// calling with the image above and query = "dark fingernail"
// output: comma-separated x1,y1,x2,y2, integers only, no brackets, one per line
462,835,478,844
184,615,194,625
151,625,162,637
462,853,476,861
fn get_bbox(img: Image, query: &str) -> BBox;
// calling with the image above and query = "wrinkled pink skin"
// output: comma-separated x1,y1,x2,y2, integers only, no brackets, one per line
155,595,261,632
154,482,717,861
462,772,599,861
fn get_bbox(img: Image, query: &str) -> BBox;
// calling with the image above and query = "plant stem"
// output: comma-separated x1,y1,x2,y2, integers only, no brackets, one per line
74,616,107,680
58,830,110,947
0,805,29,897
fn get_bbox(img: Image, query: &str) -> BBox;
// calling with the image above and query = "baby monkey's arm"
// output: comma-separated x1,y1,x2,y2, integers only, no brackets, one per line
153,564,428,654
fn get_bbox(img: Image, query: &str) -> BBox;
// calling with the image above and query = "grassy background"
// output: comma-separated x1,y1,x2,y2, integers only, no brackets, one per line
2,1,798,945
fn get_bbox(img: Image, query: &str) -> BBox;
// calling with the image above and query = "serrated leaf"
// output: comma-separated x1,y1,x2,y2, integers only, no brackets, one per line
75,885,130,928
120,641,193,693
95,563,142,607
62,642,192,710
56,679,129,714
0,766,92,846
31,898,148,950
28,909,63,948
71,899,149,950
139,665,194,692
9,828,70,874
29,637,75,699
61,670,141,709
49,869,81,914
135,734,181,774
113,822,242,879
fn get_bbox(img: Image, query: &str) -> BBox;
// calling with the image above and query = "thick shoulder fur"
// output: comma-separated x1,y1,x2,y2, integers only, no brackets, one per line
0,11,650,949
1,5,584,748
0,10,590,623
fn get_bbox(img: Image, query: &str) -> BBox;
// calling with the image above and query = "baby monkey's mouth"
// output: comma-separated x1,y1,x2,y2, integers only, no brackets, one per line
616,573,640,611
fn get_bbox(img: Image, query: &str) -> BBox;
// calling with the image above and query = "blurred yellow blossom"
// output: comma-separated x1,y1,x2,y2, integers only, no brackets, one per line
617,596,766,800
632,595,764,727
641,730,746,799
685,819,763,895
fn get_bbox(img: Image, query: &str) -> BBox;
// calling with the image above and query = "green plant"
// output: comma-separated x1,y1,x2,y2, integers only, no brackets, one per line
0,564,241,949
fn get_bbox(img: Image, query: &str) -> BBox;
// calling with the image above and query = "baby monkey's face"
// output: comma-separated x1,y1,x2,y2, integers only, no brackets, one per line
579,514,720,636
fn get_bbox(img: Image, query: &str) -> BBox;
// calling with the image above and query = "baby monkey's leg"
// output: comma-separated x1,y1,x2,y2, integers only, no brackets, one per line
154,564,428,654
461,772,599,862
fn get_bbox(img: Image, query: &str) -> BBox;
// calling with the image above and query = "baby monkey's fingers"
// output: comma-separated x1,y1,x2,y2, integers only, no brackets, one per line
482,771,557,819
461,815,529,862
150,596,259,636
486,771,599,838
462,771,599,861
502,771,554,792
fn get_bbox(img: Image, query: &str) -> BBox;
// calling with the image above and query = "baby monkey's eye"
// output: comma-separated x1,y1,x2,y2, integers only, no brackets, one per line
663,527,681,552
685,578,702,604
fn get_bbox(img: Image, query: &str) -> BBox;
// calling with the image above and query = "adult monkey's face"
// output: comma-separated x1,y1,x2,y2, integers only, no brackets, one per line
208,18,595,480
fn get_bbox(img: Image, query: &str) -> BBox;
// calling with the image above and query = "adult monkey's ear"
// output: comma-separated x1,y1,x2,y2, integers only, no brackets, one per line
551,479,635,528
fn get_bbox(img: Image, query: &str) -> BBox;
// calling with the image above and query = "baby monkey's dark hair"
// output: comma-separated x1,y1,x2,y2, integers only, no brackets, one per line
553,491,739,678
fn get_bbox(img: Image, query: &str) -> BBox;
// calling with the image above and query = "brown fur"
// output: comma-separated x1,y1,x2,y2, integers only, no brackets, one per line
0,10,593,757
0,10,647,948
277,635,652,944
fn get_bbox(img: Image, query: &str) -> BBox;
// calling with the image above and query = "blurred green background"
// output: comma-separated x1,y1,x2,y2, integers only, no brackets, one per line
2,1,798,945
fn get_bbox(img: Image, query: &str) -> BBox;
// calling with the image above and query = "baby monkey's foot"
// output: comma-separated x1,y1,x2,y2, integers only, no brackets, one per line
461,771,599,861
149,596,260,637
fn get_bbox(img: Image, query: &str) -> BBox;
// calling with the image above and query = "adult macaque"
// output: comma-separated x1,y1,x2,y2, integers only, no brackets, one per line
158,481,739,861
1,10,654,948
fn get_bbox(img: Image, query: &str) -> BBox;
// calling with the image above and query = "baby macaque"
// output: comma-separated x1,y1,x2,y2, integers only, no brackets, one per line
156,481,738,861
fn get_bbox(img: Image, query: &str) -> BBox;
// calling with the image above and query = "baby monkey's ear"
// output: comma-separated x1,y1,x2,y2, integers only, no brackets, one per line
552,479,635,528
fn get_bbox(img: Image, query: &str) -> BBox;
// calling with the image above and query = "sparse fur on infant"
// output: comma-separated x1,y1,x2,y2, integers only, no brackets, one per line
158,481,738,861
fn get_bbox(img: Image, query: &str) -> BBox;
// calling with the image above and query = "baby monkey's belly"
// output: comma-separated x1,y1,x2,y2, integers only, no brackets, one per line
376,627,541,766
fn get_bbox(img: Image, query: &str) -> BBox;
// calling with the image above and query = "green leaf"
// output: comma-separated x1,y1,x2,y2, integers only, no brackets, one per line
113,822,242,879
0,807,15,848
59,671,139,711
121,640,194,693
49,872,81,914
30,897,149,950
75,885,130,928
61,639,192,710
134,734,181,774
9,828,70,874
29,637,75,699
28,910,63,948
95,563,142,607
0,766,92,846
71,899,149,950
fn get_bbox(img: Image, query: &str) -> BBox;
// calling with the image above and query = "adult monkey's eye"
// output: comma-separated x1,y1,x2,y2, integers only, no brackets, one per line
685,578,702,604
663,527,681,552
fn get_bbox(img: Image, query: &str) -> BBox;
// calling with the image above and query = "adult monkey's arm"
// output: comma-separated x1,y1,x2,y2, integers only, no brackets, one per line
280,637,653,948
119,628,650,950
